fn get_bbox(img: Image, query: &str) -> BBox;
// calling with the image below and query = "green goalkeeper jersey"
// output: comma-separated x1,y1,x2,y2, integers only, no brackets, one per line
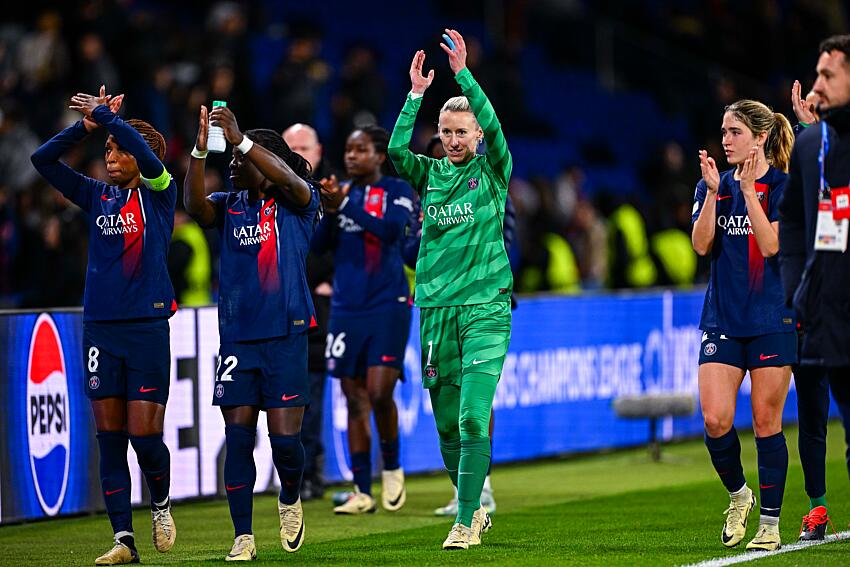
389,67,513,308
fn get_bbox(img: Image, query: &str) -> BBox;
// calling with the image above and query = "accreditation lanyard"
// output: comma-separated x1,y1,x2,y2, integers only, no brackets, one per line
815,120,849,251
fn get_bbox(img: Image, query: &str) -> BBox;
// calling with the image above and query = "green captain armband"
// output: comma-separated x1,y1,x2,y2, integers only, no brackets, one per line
141,167,172,191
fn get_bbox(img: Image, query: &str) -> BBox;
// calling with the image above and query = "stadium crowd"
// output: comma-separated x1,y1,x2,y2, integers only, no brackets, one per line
0,1,846,308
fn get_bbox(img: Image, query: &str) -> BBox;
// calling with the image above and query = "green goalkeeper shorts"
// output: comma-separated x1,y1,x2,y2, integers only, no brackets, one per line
419,302,511,388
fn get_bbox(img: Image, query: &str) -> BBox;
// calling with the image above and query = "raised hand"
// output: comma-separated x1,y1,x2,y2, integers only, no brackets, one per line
209,105,243,146
791,80,817,124
439,28,467,75
409,50,434,95
195,105,209,152
77,85,123,132
320,174,351,212
738,147,759,196
699,150,720,194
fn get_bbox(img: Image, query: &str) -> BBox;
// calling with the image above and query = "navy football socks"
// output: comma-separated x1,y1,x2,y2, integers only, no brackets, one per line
129,433,170,508
380,437,400,471
270,433,305,505
756,432,788,519
705,427,747,493
224,424,257,537
350,451,372,495
97,431,134,536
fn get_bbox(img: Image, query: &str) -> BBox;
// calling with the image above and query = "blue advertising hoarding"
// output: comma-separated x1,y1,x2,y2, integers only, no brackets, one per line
0,290,806,523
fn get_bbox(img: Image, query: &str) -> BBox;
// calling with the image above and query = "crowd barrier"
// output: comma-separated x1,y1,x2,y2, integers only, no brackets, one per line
0,290,804,523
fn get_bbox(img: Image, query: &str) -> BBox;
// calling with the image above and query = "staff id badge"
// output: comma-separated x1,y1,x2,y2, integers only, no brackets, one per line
815,199,849,252
832,186,850,220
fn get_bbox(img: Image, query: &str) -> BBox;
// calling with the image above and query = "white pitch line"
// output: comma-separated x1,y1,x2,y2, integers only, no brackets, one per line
680,530,850,567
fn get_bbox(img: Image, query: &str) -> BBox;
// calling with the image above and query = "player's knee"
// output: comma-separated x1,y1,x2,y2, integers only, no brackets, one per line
368,388,395,415
702,412,733,438
458,411,489,439
129,433,169,469
751,408,782,437
346,394,370,419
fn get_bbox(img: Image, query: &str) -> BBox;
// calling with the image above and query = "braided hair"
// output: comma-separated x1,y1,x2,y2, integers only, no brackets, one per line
245,128,323,219
126,119,166,161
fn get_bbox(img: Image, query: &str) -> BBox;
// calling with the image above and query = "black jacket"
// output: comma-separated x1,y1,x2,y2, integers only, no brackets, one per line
779,106,850,367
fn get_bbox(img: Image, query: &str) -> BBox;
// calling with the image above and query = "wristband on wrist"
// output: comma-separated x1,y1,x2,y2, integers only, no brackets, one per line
236,135,254,154
191,146,209,159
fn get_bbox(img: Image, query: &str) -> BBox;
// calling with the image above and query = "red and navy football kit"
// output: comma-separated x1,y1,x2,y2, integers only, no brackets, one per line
312,176,414,379
693,166,797,369
207,184,320,409
31,105,176,405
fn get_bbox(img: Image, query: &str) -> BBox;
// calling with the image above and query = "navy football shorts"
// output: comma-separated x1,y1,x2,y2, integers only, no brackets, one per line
213,332,309,409
698,331,798,370
326,304,412,379
83,318,171,405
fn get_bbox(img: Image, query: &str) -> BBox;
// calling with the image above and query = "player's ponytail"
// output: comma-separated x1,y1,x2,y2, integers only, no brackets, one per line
767,112,793,173
724,100,793,173
126,119,166,161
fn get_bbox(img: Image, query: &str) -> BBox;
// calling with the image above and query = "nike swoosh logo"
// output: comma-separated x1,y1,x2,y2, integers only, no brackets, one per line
286,521,304,549
458,471,473,475
281,394,300,401
426,186,445,192
101,195,114,201
472,359,488,365
386,488,405,507
105,488,125,496
139,386,158,393
228,208,243,215
226,484,247,491
717,195,732,201
759,484,777,489
381,355,397,363
759,354,779,361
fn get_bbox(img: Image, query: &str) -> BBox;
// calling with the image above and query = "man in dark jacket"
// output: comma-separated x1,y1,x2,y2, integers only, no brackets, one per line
779,34,850,541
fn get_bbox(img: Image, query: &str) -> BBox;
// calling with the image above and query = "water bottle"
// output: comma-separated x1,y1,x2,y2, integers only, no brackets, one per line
207,100,227,153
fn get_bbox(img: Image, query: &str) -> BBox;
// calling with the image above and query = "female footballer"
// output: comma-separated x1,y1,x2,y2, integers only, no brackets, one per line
184,105,319,560
312,125,415,515
31,86,177,565
692,99,795,552
388,29,511,550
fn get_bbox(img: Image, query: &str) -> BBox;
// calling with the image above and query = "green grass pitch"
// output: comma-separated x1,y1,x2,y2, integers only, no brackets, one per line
2,424,849,566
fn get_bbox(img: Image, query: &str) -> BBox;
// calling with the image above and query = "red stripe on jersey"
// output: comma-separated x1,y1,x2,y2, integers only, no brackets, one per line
257,198,280,293
746,182,770,291
121,190,144,278
363,187,386,274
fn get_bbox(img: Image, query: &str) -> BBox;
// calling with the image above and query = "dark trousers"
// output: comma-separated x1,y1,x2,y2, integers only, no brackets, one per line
795,365,850,498
302,370,327,479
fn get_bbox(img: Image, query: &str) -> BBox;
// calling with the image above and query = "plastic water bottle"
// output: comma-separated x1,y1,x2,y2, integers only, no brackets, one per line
207,100,227,153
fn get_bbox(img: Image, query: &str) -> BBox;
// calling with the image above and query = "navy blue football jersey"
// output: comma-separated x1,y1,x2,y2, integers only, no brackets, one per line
209,184,319,342
692,166,796,336
312,176,414,314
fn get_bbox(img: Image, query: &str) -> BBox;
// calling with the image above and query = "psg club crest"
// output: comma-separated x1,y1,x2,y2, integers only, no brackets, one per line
757,192,765,203
89,375,100,390
703,342,717,356
264,205,274,216
468,177,479,190
215,383,224,398
424,365,438,379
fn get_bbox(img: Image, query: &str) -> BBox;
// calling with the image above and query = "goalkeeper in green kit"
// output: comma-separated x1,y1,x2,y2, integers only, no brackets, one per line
388,28,512,550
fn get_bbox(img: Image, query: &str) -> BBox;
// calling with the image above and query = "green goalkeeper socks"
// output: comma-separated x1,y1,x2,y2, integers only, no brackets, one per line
457,437,491,527
439,438,461,488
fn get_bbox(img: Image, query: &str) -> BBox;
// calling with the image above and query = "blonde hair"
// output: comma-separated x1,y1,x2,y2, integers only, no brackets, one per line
439,96,479,127
724,99,794,173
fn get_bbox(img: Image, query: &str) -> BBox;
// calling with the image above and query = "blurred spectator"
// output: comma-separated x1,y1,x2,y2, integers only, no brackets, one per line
0,101,40,191
77,32,120,96
569,198,608,288
270,24,330,130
